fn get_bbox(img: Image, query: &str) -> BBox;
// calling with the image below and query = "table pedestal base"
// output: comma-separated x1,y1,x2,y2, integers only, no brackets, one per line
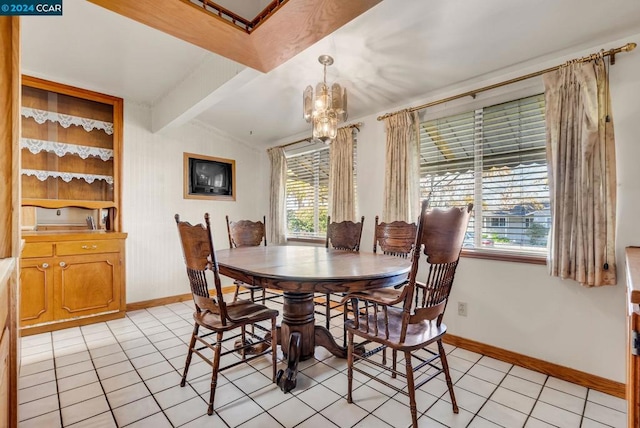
280,292,348,360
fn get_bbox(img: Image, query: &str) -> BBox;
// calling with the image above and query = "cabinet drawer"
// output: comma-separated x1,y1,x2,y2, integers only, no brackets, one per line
56,240,121,256
22,243,53,258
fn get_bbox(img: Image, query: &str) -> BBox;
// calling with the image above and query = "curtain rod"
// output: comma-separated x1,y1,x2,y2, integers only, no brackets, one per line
377,42,636,121
274,122,364,149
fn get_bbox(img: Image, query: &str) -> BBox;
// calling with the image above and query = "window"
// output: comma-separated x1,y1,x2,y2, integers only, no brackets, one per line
490,217,506,228
419,94,549,254
286,147,329,238
285,138,357,239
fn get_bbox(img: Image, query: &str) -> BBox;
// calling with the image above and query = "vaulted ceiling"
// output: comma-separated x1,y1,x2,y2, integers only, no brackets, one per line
20,0,640,148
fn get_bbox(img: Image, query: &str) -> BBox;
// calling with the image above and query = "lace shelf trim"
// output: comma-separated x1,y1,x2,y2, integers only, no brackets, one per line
22,169,114,185
21,138,113,161
22,107,114,135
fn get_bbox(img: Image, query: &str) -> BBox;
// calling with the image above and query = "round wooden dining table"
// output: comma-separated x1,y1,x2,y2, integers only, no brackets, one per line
215,245,411,361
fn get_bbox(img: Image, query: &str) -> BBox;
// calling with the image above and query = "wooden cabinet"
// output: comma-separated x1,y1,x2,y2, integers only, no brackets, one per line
19,258,53,326
20,233,126,332
21,76,122,218
54,252,121,319
19,77,127,335
627,247,640,428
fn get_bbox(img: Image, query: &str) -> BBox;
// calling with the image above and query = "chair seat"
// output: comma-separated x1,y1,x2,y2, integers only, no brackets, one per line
344,287,404,306
346,306,447,351
234,279,262,289
195,299,278,331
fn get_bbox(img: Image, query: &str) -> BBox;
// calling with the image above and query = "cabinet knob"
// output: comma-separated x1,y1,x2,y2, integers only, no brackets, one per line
41,263,49,269
81,245,98,250
59,262,66,267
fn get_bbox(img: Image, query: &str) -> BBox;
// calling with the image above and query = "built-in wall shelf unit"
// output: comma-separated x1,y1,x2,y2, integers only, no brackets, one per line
19,76,127,334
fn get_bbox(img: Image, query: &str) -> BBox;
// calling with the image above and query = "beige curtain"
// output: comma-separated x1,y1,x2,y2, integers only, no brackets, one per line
543,59,617,287
328,128,355,222
382,111,420,222
267,147,287,244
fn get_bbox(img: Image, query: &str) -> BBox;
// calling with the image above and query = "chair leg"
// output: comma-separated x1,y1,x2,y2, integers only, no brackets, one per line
347,330,354,404
325,293,331,329
342,302,348,348
404,351,418,428
261,288,266,305
207,332,223,416
271,317,278,382
438,340,458,413
240,326,247,359
233,284,240,302
391,350,397,379
180,323,199,387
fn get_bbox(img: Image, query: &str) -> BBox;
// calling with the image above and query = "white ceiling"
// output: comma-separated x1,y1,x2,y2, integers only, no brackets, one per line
21,0,640,148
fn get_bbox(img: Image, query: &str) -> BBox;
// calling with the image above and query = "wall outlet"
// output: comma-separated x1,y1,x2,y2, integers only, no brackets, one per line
457,302,468,317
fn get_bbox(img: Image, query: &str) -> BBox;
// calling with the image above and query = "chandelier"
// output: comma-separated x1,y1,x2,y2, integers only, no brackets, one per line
303,55,348,142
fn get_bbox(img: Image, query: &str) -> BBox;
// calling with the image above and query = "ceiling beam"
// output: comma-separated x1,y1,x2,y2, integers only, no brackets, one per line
151,55,250,133
87,0,381,73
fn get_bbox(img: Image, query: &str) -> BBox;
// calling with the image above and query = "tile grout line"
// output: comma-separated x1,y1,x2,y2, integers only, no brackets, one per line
52,333,64,427
130,305,212,427
108,309,185,427
521,372,550,427
66,325,118,427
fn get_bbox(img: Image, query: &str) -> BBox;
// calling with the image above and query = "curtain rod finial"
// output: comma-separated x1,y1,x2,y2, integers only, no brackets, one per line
623,42,637,52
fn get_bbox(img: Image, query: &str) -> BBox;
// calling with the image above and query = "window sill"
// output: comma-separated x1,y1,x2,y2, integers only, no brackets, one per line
460,248,547,265
287,237,325,245
285,239,546,264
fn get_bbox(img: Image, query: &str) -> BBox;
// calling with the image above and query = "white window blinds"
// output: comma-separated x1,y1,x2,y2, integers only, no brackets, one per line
419,94,549,253
286,147,329,238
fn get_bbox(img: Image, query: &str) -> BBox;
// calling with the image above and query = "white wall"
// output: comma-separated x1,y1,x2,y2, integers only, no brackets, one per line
268,34,640,383
122,103,264,303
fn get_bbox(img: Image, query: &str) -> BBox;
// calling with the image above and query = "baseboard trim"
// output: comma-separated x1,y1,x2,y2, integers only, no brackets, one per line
443,334,625,399
125,286,237,312
21,311,125,336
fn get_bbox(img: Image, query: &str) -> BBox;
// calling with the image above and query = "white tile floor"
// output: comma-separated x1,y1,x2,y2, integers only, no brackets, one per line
18,295,627,427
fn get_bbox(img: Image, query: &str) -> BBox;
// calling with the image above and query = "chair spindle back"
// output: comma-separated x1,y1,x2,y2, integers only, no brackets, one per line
175,213,227,322
404,201,473,332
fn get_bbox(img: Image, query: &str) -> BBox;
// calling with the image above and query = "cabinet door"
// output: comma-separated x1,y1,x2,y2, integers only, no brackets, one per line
53,253,121,319
19,259,54,326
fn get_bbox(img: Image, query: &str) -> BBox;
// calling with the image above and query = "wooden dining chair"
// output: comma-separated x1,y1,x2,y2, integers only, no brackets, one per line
373,216,418,257
373,216,418,289
226,215,277,304
322,215,364,340
175,213,279,416
342,201,473,428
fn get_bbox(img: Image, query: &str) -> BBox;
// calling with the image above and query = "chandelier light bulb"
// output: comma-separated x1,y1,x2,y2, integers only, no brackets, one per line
303,55,348,143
